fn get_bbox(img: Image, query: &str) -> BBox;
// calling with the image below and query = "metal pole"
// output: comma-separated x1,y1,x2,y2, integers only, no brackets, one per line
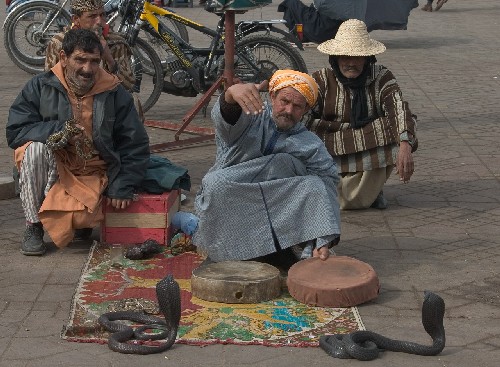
223,10,235,88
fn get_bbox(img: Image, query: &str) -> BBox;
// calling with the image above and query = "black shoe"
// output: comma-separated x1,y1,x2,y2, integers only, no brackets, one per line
370,191,388,210
21,223,46,256
74,228,93,241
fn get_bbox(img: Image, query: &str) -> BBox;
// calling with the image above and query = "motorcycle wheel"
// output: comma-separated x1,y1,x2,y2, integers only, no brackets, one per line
4,1,71,74
234,34,308,84
130,37,164,113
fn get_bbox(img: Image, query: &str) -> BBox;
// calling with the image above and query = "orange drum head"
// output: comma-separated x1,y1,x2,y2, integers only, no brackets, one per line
287,256,380,307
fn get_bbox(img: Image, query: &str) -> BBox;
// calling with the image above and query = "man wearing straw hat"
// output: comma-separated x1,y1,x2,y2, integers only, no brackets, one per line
308,19,417,210
194,70,341,269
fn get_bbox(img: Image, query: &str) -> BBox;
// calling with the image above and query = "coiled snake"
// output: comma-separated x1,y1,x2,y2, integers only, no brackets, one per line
319,291,446,360
98,274,181,354
46,118,94,160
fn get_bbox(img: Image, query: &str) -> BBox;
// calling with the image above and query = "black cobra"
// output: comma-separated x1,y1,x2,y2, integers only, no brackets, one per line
98,274,181,354
320,291,446,361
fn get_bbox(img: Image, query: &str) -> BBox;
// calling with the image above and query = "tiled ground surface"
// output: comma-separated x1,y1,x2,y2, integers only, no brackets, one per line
1,1,499,366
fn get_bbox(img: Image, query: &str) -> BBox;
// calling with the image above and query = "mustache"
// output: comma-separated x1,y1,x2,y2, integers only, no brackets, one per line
78,72,94,79
276,113,293,120
343,66,361,71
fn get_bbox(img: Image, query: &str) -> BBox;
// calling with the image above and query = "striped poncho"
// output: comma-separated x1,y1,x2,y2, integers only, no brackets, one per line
308,65,417,173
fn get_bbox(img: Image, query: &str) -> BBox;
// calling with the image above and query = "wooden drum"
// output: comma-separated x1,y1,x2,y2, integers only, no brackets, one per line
191,261,281,303
287,256,380,307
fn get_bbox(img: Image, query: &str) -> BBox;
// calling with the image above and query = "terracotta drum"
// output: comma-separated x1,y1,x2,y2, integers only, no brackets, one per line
287,256,380,307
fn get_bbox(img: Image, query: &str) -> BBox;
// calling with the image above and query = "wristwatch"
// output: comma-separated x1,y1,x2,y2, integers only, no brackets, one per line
400,131,416,148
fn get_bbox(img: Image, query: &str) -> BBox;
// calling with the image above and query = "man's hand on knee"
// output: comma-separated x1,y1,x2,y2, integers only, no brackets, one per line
396,141,414,183
107,198,132,210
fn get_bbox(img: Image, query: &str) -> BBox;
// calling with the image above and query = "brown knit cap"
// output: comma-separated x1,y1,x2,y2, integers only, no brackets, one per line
70,0,104,12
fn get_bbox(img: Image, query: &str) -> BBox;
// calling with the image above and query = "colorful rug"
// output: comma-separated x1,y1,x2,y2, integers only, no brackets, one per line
61,241,365,347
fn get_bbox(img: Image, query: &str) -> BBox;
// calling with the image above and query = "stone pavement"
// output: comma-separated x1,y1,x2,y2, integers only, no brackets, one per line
1,1,499,366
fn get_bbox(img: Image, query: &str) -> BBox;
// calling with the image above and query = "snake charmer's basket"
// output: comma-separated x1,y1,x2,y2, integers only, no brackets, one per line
287,256,380,308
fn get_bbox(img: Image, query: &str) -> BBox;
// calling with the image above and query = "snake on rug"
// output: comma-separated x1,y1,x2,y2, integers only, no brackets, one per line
319,291,446,361
98,274,181,354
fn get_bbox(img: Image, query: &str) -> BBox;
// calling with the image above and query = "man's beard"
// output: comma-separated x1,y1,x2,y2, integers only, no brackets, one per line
64,68,95,97
342,65,362,75
273,113,297,131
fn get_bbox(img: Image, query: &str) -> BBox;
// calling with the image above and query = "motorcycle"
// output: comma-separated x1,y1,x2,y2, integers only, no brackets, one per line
117,0,307,111
4,0,72,74
3,0,304,75
3,0,133,74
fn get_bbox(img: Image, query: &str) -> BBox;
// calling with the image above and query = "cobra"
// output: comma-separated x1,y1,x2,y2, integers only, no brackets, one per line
98,274,181,354
319,291,446,360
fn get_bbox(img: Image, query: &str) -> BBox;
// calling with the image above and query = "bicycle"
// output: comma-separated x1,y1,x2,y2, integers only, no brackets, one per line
118,0,308,111
2,0,189,75
3,0,190,111
3,0,71,74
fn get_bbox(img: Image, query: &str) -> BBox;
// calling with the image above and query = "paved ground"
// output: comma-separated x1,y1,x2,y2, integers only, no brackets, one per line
1,1,499,366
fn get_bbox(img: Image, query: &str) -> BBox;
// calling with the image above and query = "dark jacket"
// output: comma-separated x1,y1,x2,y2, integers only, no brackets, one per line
6,70,150,199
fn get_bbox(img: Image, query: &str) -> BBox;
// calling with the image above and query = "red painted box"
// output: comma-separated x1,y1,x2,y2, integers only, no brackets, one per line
101,190,180,245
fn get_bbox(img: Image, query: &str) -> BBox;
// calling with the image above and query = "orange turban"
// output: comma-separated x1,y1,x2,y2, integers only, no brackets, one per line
269,70,319,107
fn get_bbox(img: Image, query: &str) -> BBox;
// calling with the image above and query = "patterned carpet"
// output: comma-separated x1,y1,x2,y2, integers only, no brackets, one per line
61,241,365,347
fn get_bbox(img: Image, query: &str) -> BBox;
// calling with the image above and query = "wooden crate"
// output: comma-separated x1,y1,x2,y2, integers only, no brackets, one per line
101,190,180,245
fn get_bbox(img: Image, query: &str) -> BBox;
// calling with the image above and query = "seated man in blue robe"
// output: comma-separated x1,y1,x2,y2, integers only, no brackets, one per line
194,70,341,270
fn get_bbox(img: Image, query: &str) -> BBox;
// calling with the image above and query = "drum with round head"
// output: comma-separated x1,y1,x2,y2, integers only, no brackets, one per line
191,261,281,303
287,256,380,307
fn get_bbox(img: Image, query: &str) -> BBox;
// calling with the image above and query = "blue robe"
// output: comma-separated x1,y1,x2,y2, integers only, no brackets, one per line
193,97,341,262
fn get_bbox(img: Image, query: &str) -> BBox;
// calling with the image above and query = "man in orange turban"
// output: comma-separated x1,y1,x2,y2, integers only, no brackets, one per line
194,70,341,270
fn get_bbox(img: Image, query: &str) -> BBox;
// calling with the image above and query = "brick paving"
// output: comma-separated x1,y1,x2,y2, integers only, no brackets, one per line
1,2,499,366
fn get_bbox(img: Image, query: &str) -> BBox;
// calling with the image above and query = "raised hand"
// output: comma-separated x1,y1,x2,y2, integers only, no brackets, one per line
225,80,269,115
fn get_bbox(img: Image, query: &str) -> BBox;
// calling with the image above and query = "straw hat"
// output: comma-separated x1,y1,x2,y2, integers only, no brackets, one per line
317,19,386,57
